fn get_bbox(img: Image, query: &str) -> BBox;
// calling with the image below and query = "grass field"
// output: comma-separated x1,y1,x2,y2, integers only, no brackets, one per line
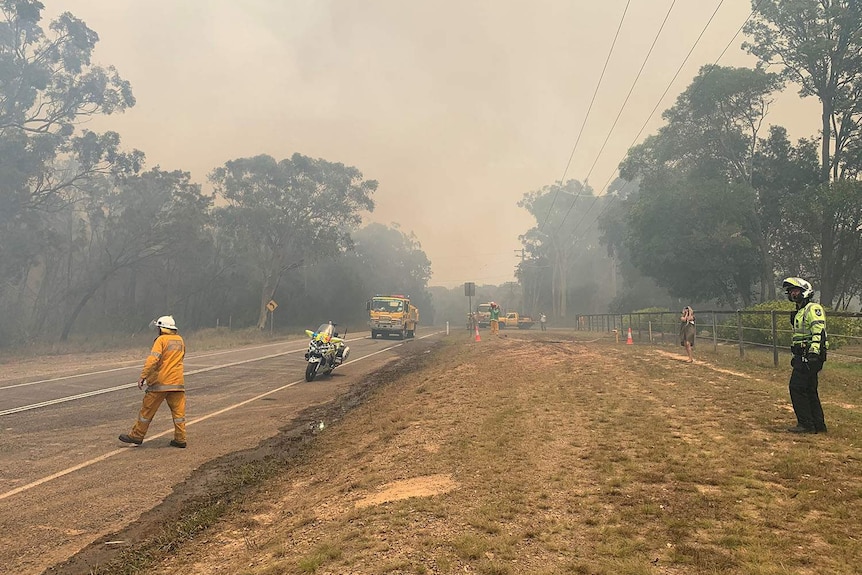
85,330,862,574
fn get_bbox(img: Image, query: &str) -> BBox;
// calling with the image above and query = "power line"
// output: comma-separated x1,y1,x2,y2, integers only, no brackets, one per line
586,0,761,231
548,0,680,240
583,0,678,185
538,0,632,233
561,0,733,242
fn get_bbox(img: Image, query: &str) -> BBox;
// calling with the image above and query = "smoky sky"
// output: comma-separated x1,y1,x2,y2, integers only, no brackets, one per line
48,1,818,287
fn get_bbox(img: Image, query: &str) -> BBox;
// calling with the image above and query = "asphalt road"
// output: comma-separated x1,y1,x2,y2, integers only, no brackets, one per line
0,327,443,575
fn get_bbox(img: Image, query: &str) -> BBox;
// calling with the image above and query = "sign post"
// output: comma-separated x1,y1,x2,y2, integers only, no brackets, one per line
464,282,475,330
266,300,278,335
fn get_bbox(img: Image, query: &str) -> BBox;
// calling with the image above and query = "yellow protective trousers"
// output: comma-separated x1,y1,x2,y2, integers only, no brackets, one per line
129,390,186,443
490,319,499,335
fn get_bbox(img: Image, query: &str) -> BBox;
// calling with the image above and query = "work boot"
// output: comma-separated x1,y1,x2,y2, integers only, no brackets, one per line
787,425,816,434
119,434,142,445
815,425,828,434
169,439,187,448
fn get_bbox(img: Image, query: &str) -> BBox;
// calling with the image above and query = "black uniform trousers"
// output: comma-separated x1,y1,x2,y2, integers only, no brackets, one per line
789,359,826,432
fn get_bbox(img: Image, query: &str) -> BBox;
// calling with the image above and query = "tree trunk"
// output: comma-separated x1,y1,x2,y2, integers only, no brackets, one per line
819,100,835,306
60,271,112,341
257,284,274,330
559,263,568,318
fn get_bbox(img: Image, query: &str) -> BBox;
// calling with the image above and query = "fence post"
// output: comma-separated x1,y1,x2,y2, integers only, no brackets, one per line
771,310,779,367
660,312,665,344
712,312,717,353
737,311,744,358
649,321,653,343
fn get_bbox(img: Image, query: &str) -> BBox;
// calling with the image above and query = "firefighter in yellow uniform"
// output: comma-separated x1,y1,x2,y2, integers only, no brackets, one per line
119,315,187,448
783,278,827,434
489,302,501,335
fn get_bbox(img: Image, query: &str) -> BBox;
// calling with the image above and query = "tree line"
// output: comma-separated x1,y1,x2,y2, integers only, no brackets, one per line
7,1,861,346
515,0,862,317
0,1,432,347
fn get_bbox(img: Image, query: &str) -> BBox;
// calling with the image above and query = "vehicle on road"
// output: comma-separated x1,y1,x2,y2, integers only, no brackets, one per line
368,295,419,339
499,312,535,330
304,322,349,381
475,302,494,328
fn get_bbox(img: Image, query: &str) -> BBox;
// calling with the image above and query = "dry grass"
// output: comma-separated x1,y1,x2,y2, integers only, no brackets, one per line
122,331,862,574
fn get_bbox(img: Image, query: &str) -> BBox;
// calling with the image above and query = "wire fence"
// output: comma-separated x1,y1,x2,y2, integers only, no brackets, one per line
576,310,862,366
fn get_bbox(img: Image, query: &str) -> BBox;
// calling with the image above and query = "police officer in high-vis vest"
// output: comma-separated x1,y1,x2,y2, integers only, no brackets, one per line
783,278,827,434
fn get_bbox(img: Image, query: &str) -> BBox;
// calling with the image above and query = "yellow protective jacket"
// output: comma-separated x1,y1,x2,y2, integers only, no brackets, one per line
791,302,826,357
141,332,186,392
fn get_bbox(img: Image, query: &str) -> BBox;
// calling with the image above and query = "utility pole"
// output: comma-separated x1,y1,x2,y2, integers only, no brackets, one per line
514,248,526,312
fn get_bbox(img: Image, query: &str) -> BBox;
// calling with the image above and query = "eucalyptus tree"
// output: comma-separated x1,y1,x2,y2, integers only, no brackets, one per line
619,65,783,304
57,168,211,340
596,179,675,312
751,127,821,289
621,168,762,306
210,154,376,330
0,0,139,342
290,222,433,327
352,223,431,298
745,0,862,306
518,180,612,317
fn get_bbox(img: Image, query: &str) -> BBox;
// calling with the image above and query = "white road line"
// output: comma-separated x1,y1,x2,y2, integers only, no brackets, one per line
0,332,441,500
0,339,304,390
0,347,305,416
0,336,368,415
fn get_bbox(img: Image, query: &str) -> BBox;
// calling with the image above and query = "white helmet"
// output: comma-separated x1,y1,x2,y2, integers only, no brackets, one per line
782,277,814,302
154,315,177,331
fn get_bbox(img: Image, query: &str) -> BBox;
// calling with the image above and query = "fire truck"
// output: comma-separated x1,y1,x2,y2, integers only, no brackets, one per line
367,294,419,339
475,302,494,328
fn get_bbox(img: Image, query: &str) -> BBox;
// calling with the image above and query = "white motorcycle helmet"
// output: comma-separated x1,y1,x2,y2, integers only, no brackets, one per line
782,277,814,303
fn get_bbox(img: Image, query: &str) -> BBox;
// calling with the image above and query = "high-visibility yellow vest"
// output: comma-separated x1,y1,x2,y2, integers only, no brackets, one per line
791,302,826,357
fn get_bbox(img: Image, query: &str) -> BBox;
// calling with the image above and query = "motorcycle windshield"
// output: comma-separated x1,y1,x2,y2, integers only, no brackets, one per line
316,323,335,336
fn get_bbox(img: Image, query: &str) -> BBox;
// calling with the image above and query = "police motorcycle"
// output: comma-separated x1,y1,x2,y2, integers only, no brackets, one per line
304,322,349,382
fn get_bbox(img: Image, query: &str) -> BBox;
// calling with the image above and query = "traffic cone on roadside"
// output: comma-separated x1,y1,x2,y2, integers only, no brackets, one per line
474,324,481,342
626,327,633,345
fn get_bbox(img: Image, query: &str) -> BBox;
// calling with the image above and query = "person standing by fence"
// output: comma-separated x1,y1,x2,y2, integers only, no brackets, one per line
783,277,828,434
679,306,695,363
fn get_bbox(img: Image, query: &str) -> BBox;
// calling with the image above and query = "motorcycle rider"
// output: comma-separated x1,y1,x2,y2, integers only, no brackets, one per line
783,277,828,434
305,321,349,371
329,322,348,366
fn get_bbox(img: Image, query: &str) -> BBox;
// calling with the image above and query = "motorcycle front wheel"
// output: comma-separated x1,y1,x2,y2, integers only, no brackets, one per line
305,362,318,382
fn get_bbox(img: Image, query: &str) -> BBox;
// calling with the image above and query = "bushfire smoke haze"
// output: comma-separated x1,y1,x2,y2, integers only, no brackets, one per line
47,1,817,287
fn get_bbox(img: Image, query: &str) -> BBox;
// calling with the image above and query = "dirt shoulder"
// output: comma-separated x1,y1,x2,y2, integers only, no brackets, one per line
50,332,862,575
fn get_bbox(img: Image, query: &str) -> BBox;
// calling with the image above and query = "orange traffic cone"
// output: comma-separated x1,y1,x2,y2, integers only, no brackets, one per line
474,325,481,342
626,327,633,345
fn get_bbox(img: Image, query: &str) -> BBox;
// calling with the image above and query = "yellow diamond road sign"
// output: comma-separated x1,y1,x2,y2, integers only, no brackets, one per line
266,300,278,312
